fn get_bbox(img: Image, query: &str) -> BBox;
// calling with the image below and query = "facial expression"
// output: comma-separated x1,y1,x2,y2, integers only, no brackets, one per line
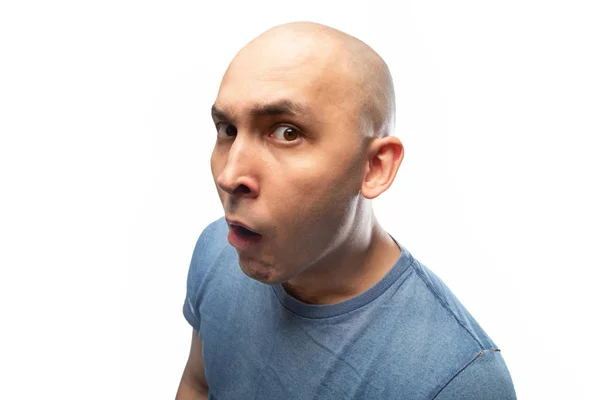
210,34,370,284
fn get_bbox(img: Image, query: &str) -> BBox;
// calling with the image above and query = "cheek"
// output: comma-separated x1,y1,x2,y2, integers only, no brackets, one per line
210,150,228,204
290,151,363,205
267,157,361,247
270,163,343,219
210,148,222,178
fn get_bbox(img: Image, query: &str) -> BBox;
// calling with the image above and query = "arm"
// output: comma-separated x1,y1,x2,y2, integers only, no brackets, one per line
433,349,516,400
176,330,209,400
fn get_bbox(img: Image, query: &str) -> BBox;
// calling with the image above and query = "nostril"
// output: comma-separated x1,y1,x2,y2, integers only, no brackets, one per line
234,184,251,194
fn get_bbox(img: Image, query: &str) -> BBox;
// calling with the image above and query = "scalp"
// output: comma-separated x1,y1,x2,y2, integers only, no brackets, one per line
221,21,395,138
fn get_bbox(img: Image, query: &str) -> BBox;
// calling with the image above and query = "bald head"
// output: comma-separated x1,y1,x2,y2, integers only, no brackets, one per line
210,22,405,286
220,22,395,138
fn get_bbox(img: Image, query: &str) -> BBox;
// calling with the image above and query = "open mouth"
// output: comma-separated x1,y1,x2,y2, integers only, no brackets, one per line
228,222,263,250
232,224,261,237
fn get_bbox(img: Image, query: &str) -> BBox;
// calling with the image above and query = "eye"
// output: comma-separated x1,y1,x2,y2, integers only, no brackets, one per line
217,123,237,137
271,126,300,142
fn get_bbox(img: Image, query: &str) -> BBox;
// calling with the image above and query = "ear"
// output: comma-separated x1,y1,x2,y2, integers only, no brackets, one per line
361,136,404,199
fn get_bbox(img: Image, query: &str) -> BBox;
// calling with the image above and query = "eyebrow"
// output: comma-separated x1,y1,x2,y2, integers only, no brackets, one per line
211,100,312,122
211,104,230,122
251,100,311,118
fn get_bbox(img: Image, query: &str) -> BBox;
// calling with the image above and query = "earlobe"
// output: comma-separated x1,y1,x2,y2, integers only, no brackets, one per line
361,137,404,199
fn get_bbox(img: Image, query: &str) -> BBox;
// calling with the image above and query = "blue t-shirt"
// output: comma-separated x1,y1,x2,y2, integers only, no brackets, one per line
183,217,516,399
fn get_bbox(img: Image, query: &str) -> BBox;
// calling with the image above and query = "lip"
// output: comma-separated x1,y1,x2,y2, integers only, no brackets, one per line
226,218,263,251
225,218,260,235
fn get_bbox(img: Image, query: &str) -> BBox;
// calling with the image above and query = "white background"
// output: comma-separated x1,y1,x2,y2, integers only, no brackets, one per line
1,1,598,399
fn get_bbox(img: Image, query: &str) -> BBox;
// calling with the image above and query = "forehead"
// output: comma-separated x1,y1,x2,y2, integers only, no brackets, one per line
215,41,360,120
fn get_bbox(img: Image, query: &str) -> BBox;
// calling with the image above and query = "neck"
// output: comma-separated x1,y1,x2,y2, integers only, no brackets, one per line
282,214,401,305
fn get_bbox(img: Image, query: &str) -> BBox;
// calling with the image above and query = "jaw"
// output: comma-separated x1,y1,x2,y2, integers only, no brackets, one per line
237,252,282,284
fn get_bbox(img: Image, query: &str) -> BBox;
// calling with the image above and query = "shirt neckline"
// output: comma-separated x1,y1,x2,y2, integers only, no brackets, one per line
270,237,414,319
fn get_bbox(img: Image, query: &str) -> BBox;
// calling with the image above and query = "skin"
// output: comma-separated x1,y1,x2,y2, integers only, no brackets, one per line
177,22,404,399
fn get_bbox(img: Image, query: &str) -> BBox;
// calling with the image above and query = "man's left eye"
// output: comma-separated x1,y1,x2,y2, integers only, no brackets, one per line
272,126,300,142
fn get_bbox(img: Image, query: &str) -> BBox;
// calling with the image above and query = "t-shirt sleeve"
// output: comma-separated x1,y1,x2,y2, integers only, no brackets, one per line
433,349,517,400
182,220,219,332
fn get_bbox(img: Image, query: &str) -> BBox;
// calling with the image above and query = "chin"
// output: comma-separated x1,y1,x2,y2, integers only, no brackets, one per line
238,256,281,285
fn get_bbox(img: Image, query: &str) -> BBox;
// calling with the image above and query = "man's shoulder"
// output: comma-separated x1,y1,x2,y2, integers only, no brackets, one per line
382,251,511,396
187,216,238,285
406,257,497,351
190,216,230,261
196,216,228,248
364,248,509,398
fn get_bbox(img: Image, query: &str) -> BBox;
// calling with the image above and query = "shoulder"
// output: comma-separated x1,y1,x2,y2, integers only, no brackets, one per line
191,216,229,261
409,257,497,350
385,248,514,397
186,216,235,299
432,349,516,399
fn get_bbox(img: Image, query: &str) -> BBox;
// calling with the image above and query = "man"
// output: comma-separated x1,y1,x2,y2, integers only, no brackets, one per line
176,22,516,399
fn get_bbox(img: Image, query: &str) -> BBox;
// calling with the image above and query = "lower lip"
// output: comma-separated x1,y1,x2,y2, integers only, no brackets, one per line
227,226,263,251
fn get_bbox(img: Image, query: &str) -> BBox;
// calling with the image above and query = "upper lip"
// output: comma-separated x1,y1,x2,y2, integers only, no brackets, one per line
226,218,261,235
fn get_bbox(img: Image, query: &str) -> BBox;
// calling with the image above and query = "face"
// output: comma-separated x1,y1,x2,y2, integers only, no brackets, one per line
210,36,370,284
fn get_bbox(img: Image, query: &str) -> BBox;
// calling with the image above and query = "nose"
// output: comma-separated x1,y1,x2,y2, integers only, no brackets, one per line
214,136,260,199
